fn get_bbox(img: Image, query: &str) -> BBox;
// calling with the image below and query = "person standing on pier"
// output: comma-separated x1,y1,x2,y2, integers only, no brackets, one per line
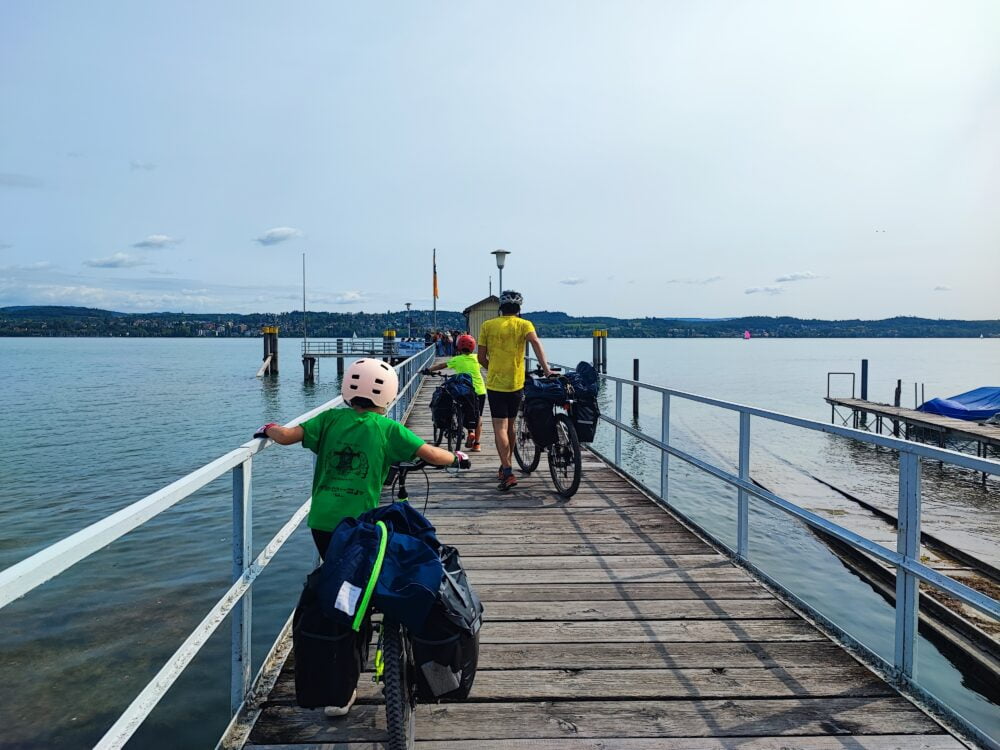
478,290,552,491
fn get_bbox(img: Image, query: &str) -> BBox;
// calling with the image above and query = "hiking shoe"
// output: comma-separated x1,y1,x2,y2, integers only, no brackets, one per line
466,433,476,449
498,473,518,491
472,442,482,452
497,466,505,480
324,690,357,718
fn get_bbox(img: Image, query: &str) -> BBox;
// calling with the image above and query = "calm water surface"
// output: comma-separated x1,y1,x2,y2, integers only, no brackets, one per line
1,337,997,748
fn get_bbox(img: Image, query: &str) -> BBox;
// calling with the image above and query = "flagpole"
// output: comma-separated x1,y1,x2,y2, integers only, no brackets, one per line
432,248,438,331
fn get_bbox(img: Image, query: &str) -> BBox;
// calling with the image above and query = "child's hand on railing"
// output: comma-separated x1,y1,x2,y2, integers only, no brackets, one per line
253,423,279,439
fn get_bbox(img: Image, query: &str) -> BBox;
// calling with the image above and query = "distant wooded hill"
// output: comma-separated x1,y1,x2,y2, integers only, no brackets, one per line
1,306,998,338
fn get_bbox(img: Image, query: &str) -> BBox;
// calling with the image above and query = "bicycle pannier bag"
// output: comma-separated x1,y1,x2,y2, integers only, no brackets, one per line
571,397,600,443
524,398,558,447
430,385,454,428
412,545,483,701
293,568,372,708
523,377,568,403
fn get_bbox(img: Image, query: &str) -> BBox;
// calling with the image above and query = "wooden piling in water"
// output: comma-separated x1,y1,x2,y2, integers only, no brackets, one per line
261,326,279,375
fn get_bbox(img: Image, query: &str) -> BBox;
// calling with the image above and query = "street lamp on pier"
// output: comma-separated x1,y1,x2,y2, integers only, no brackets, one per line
491,249,510,298
405,302,412,338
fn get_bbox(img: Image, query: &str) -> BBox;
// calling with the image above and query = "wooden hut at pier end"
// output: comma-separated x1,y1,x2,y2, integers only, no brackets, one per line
462,295,499,341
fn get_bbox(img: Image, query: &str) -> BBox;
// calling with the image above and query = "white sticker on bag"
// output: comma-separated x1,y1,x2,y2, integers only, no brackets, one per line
335,581,362,616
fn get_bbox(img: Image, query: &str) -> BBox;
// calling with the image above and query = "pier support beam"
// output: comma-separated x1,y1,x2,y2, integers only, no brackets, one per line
592,329,608,373
382,329,396,363
302,356,317,384
261,326,279,375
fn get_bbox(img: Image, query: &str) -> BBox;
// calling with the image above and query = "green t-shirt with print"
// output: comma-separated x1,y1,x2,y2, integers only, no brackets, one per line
446,353,486,396
300,408,425,531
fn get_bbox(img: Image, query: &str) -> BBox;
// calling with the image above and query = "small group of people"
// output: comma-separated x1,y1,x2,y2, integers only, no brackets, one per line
252,289,548,716
426,329,464,356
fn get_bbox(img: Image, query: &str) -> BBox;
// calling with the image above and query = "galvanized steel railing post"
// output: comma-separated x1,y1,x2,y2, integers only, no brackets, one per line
660,393,670,502
230,459,253,714
894,450,922,679
615,381,623,465
737,411,750,560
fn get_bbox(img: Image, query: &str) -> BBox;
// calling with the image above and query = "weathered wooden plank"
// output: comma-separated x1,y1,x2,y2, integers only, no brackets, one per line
283,640,855,673
462,567,751,584
461,554,726,571
473,582,772,601
454,542,712,556
478,619,823,643
476,599,794,621
246,736,964,750
267,665,892,704
249,697,945,743
428,519,695,535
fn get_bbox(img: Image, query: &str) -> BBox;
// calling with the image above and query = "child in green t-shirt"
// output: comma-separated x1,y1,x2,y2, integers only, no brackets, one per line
423,333,486,451
255,358,466,557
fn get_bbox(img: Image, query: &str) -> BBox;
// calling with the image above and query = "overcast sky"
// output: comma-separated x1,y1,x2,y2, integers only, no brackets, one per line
1,1,998,319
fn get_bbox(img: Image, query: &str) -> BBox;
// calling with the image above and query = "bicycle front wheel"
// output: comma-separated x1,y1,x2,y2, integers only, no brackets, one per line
382,620,416,750
548,413,582,497
513,405,541,473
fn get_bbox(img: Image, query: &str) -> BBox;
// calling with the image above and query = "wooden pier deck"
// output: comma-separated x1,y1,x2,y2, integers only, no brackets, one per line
241,380,962,749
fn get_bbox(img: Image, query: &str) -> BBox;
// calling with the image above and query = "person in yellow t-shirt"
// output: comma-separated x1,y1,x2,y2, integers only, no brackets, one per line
423,333,487,451
477,290,552,491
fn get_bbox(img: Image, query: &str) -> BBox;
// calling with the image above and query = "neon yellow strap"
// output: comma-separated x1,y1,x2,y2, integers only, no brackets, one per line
352,520,388,632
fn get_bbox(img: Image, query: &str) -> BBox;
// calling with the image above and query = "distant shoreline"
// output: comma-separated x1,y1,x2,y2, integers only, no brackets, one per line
2,305,999,339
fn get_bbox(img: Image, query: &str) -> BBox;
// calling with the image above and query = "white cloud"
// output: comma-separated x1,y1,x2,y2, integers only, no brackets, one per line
933,285,952,292
335,290,367,304
666,276,723,285
560,277,586,285
0,261,52,271
133,234,181,249
745,286,784,295
148,269,176,275
0,242,12,249
83,252,147,269
775,271,819,283
129,160,156,171
255,227,302,246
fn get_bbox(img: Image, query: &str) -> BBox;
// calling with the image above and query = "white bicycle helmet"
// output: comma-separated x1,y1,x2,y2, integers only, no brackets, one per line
499,290,523,307
342,358,399,408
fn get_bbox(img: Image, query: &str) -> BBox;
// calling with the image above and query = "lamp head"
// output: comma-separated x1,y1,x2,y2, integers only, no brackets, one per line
491,249,510,269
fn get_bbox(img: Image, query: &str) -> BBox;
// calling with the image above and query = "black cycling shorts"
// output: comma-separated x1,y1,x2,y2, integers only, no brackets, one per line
487,388,523,419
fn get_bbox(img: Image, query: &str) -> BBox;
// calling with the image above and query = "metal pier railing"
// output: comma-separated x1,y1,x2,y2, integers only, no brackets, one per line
0,345,436,750
531,357,1000,748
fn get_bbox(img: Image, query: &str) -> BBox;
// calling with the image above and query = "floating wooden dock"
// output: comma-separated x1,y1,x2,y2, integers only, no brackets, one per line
239,380,963,748
825,397,1000,456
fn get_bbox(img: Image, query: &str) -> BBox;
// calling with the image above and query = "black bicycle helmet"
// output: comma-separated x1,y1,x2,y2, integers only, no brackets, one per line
499,290,523,307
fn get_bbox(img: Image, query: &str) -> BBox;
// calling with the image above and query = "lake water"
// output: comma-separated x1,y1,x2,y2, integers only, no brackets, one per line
1,337,997,748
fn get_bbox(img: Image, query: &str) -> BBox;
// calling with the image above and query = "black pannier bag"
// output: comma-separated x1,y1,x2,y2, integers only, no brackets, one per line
443,374,478,431
430,385,455,428
411,545,484,702
571,397,600,442
293,568,372,708
524,398,558,446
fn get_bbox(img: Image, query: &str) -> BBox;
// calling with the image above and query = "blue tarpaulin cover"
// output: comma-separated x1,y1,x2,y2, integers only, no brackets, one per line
918,387,1000,421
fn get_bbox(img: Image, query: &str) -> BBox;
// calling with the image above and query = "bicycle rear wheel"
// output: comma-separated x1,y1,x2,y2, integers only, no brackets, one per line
382,620,416,750
548,413,582,497
432,425,443,447
513,404,541,473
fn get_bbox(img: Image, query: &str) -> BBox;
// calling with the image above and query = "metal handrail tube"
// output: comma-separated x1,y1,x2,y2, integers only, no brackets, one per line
0,344,435,750
592,372,999,474
598,411,1000,620
94,499,311,750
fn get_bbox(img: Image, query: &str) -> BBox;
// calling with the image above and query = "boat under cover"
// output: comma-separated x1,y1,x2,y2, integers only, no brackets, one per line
919,386,1000,421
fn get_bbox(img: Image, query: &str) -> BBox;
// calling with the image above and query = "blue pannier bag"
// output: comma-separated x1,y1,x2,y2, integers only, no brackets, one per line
524,377,568,403
318,506,444,633
443,373,474,400
430,386,454,427
359,501,440,552
566,360,599,398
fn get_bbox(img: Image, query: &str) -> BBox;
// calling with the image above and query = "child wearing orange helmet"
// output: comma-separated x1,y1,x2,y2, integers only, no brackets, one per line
423,333,486,451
